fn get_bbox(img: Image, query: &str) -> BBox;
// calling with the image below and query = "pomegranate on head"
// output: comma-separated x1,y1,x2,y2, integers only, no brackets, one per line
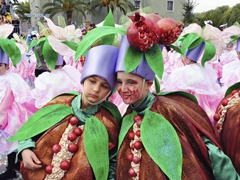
157,18,183,45
127,11,160,52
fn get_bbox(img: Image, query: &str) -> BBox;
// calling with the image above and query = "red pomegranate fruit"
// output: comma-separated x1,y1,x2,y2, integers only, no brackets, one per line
157,18,183,45
144,13,162,23
127,11,160,52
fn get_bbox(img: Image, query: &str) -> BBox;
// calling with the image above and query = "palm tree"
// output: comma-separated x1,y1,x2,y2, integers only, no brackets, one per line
14,1,31,21
89,0,135,15
42,0,93,25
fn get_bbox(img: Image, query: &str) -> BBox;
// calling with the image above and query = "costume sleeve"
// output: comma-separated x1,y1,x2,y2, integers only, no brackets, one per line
202,135,240,179
18,139,36,160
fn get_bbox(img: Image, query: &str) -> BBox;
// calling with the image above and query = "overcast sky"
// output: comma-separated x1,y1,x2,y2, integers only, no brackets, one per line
194,0,239,13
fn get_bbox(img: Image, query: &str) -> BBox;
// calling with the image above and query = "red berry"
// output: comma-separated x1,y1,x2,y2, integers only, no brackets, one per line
68,143,78,153
128,167,137,177
213,114,220,121
134,141,143,150
132,156,141,164
45,165,53,174
69,116,78,126
134,115,142,122
68,132,77,141
52,144,61,153
73,127,82,136
135,130,140,137
128,131,135,140
126,153,133,161
60,160,70,170
216,123,221,129
222,99,228,106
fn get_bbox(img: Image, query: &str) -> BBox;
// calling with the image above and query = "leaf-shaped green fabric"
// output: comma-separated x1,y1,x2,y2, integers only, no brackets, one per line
188,37,203,50
0,38,21,67
169,44,181,54
154,76,160,94
7,104,73,142
62,40,78,51
225,82,240,97
201,41,216,67
181,33,201,56
84,117,109,180
101,10,115,45
157,90,198,104
42,39,58,70
141,110,182,180
117,111,136,150
74,26,126,61
145,44,164,79
124,46,143,73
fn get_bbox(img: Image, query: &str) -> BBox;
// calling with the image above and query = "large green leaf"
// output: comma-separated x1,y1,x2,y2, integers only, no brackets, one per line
42,39,58,70
118,111,136,150
225,82,240,97
74,26,126,61
8,104,73,142
181,33,201,56
101,10,115,45
145,44,164,79
102,101,122,125
84,117,109,180
201,41,215,67
124,46,143,73
154,76,160,94
169,44,181,54
141,110,182,180
157,91,198,104
62,40,78,51
0,38,21,67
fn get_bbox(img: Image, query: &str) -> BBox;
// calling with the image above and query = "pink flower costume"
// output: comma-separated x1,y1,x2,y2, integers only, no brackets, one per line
31,64,82,108
0,71,37,154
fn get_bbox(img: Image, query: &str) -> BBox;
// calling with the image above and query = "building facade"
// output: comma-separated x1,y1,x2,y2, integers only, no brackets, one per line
29,0,185,30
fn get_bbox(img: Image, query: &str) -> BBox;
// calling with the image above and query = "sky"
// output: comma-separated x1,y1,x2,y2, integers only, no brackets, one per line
194,0,239,13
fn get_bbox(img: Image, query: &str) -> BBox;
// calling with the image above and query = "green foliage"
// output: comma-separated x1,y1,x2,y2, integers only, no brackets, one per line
89,0,135,15
181,0,198,25
42,0,92,25
13,1,30,21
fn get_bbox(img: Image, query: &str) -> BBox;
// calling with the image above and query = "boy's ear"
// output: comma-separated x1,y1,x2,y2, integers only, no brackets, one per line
146,80,153,89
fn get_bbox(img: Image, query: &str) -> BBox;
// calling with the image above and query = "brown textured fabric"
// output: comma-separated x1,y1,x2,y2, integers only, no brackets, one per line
20,94,119,180
116,95,221,180
214,92,240,174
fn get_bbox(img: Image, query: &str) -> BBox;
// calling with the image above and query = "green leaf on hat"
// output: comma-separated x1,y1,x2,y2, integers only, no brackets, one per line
42,39,58,70
101,9,116,45
168,44,181,54
141,110,182,180
7,104,73,142
201,41,215,67
84,117,109,180
0,38,21,67
124,46,143,73
145,44,164,79
74,26,126,61
188,37,203,50
225,82,240,97
62,40,78,51
181,33,201,56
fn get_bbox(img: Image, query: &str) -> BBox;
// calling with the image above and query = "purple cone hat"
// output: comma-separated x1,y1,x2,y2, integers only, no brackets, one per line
55,54,64,66
81,45,119,93
236,38,240,52
0,47,9,64
115,35,155,80
185,41,206,62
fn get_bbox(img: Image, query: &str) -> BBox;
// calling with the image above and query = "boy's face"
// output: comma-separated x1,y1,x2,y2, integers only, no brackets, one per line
237,51,240,60
82,76,110,104
117,72,150,106
0,63,8,75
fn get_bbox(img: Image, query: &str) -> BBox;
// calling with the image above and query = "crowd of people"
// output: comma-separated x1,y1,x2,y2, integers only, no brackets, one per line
0,10,240,180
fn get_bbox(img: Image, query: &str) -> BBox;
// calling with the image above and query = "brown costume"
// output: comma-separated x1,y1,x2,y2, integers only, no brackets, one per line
116,94,221,180
20,94,119,180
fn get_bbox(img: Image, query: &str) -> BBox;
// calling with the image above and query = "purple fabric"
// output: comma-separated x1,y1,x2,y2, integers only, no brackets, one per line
0,47,9,64
115,35,155,80
185,41,205,62
80,45,119,93
236,38,240,52
55,54,64,66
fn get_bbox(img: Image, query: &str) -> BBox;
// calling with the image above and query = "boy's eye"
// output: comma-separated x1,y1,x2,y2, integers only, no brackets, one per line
116,80,122,84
